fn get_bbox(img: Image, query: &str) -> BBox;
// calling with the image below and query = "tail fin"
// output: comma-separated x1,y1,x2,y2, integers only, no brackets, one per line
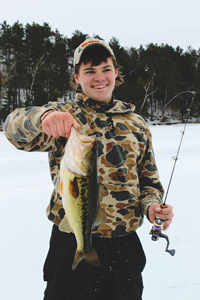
72,251,85,270
72,247,101,270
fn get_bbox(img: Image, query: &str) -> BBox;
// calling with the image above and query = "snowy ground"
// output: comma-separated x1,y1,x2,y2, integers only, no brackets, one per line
0,124,200,300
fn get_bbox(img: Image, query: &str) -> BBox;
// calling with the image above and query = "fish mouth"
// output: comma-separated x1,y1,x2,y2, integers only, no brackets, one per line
81,137,96,144
72,126,96,145
64,127,96,176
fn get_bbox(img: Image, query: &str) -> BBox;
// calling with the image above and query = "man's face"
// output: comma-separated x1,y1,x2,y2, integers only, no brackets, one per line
74,57,118,103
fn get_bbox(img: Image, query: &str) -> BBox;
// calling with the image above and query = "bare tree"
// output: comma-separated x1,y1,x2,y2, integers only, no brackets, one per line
140,80,158,111
29,53,46,100
0,60,16,107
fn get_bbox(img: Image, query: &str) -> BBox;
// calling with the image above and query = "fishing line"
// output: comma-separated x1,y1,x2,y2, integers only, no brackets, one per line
162,90,195,113
161,91,195,204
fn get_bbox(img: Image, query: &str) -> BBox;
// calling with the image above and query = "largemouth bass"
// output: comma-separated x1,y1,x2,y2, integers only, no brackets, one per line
59,126,106,270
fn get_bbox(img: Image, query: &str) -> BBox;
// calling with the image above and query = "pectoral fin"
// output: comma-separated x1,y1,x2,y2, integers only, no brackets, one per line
69,177,79,198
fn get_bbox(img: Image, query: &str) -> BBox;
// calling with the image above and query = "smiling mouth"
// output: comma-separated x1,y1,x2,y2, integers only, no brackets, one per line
92,85,108,89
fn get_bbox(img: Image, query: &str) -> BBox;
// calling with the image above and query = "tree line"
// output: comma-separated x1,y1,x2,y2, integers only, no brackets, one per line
0,21,199,123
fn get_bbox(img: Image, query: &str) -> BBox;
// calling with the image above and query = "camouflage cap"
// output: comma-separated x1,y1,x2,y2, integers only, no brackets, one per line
73,38,115,67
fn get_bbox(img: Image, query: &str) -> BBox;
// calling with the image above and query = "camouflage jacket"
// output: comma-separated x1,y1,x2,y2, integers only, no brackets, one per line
4,93,164,238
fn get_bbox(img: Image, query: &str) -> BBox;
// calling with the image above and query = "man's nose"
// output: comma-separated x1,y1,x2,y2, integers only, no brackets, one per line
94,72,105,81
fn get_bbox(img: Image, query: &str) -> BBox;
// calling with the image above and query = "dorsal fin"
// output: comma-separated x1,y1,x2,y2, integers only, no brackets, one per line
98,183,107,203
94,207,107,227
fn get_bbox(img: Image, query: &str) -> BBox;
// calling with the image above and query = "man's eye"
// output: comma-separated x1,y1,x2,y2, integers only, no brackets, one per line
104,68,111,72
86,70,94,74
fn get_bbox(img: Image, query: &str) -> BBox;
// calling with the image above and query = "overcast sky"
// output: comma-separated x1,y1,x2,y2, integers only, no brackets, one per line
1,0,200,51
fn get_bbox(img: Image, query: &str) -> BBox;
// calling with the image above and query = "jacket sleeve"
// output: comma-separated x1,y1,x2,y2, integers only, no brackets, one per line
3,102,65,152
138,126,164,217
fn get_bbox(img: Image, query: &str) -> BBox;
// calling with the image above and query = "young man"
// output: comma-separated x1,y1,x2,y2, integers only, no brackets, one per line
4,38,174,300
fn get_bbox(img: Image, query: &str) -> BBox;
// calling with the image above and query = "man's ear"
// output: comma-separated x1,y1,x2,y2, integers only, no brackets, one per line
74,73,80,83
115,69,118,79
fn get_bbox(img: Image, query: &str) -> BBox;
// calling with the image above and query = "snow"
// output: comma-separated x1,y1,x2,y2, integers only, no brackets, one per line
0,124,200,300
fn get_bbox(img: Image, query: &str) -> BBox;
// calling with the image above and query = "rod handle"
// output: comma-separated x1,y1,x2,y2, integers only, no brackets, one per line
160,203,168,209
160,203,168,221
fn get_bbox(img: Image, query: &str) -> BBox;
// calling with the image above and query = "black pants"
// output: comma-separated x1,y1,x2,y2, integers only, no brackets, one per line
43,225,146,300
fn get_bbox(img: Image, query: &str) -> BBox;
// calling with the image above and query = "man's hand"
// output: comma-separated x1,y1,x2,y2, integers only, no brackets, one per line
148,203,174,230
41,111,80,138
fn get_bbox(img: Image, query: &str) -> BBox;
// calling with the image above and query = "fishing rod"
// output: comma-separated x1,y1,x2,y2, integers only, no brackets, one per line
149,91,195,256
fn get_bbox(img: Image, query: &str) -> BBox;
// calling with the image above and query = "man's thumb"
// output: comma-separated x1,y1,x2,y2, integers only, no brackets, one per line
155,205,162,212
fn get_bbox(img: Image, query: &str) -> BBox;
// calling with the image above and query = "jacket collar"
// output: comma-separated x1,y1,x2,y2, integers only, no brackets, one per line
75,93,135,114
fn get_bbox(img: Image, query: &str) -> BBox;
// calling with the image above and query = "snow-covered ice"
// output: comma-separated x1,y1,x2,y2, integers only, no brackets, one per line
0,123,200,300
